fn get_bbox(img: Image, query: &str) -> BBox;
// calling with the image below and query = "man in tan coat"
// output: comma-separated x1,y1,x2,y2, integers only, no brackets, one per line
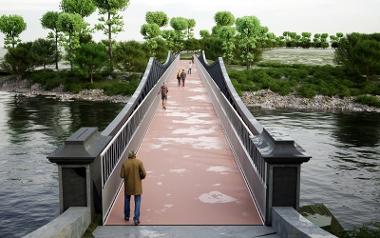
120,151,146,225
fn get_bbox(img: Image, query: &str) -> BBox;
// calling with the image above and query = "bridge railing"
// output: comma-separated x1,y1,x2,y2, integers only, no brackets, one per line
197,51,310,225
48,52,178,224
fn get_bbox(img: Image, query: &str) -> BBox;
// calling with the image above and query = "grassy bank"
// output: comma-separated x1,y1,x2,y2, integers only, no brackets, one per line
27,70,141,96
228,63,380,107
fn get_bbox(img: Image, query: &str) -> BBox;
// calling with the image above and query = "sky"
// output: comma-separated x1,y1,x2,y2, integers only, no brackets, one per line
0,0,380,46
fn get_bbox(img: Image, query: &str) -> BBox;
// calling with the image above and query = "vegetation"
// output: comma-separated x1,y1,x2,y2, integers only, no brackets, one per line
41,11,61,70
94,0,129,72
340,223,380,238
228,63,380,98
0,15,27,48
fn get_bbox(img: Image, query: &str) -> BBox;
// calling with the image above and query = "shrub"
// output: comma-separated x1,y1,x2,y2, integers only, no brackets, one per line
298,84,316,98
355,95,380,108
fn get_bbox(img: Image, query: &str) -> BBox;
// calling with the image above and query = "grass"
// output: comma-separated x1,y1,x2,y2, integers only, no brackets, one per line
228,63,380,99
355,95,380,108
28,70,141,96
340,223,380,238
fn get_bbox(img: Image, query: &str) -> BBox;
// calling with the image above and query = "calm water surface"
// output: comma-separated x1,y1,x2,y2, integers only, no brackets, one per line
1,91,379,237
0,92,123,237
250,107,380,228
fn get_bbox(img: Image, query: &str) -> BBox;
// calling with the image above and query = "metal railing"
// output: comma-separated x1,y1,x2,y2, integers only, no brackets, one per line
100,52,178,222
197,51,310,224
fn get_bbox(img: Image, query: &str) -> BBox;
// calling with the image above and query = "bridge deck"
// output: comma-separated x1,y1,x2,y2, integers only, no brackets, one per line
105,60,262,225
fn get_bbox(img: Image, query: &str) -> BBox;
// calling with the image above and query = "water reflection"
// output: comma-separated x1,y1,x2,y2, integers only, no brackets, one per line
0,92,123,237
250,107,380,228
333,112,380,147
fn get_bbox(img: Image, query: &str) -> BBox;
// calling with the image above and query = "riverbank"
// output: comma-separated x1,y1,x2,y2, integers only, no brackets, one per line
242,89,380,113
0,78,129,103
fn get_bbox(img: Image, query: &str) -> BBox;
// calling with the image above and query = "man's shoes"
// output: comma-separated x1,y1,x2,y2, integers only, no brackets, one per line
134,219,140,226
124,217,129,221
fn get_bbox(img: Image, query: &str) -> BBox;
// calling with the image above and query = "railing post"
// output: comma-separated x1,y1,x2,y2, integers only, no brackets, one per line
259,129,311,225
47,127,111,220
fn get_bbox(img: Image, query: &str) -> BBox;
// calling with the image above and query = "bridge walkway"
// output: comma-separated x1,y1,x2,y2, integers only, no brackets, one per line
104,60,262,225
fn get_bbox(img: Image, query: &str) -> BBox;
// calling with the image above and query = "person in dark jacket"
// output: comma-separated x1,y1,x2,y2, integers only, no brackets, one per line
120,151,146,225
180,69,186,87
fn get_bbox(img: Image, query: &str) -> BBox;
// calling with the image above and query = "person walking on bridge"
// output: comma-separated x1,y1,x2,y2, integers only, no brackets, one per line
160,82,168,109
188,61,192,75
180,69,186,87
120,151,146,225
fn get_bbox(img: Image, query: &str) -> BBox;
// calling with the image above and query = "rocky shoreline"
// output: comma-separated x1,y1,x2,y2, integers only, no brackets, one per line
1,78,380,112
0,78,129,103
242,89,380,113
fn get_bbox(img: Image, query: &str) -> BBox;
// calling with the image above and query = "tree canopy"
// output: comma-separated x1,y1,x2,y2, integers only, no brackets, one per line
145,11,168,27
0,15,27,48
60,0,96,17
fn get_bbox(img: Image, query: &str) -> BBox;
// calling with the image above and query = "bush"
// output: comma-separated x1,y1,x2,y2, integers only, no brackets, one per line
355,95,380,108
298,84,316,98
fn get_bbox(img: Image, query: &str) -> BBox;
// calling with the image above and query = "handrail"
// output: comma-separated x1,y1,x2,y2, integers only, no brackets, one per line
101,52,176,185
198,51,311,224
102,52,175,137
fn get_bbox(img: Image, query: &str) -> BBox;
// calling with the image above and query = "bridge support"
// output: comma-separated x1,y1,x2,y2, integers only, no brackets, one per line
48,127,111,220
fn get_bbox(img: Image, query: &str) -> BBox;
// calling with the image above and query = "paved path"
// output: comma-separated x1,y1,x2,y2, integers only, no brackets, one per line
105,60,262,225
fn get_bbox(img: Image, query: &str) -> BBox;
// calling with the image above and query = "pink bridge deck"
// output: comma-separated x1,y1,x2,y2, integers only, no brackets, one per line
105,60,263,225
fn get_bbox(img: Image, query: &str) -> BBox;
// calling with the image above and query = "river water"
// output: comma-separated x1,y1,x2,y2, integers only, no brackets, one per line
250,107,380,228
0,92,123,237
0,92,379,237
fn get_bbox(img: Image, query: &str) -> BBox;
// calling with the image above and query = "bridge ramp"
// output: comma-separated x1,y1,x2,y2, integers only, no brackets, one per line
105,60,262,225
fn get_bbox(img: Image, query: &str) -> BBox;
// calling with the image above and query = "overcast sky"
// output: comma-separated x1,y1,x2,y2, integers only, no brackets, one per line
0,0,379,46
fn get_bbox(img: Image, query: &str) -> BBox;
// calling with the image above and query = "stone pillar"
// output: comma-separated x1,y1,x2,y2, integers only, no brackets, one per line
260,129,311,225
47,127,111,219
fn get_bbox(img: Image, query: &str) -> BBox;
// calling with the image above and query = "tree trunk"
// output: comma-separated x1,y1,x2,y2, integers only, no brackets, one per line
90,72,93,84
55,29,59,70
108,11,113,72
69,34,73,72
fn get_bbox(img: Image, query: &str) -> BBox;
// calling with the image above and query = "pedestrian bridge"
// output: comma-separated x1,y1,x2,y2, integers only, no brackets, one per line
40,52,336,238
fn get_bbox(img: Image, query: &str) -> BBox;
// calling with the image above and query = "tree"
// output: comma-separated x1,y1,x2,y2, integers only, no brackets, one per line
140,23,160,56
0,15,26,48
313,33,322,48
57,12,86,71
94,0,129,72
1,42,35,78
162,30,176,52
335,33,380,79
330,32,344,48
31,39,56,70
74,43,107,83
236,16,265,69
60,0,96,17
214,11,235,26
200,30,210,39
114,41,148,72
145,11,168,27
186,19,196,40
218,26,236,64
301,32,312,48
41,11,61,70
169,17,188,52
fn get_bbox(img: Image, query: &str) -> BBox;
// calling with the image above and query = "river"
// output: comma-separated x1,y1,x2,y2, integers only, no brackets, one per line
0,92,124,237
0,92,379,237
250,107,380,228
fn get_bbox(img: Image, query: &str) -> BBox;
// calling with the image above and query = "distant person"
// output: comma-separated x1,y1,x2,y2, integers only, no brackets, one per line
176,69,181,87
191,55,194,63
120,151,146,226
180,69,187,87
188,61,192,75
160,82,169,109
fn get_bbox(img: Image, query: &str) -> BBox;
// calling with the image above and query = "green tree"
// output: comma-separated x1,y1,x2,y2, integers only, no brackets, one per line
162,30,176,52
94,0,129,72
31,39,56,70
41,11,61,70
218,26,236,64
313,33,322,48
0,15,26,48
1,42,35,78
170,17,188,52
330,32,344,48
113,41,148,72
214,11,235,26
145,11,168,27
335,33,380,79
60,0,96,17
74,42,107,83
236,16,265,69
140,23,160,56
186,19,196,40
57,12,86,71
301,32,312,48
200,30,210,39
